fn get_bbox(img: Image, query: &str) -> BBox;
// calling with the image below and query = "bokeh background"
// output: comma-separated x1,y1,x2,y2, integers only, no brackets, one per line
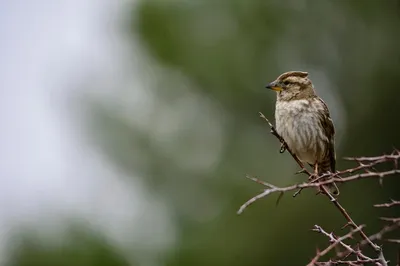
1,0,400,265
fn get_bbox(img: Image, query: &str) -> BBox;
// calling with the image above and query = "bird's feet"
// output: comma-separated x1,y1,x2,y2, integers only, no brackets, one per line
308,173,319,182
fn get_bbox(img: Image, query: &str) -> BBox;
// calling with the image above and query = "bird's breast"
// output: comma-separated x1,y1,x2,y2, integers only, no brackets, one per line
275,99,327,163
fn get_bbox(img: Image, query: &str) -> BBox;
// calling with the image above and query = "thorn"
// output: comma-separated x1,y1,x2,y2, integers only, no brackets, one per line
293,188,302,197
295,168,307,175
315,247,321,255
341,222,352,230
312,225,322,232
391,146,400,155
275,192,284,206
379,177,384,187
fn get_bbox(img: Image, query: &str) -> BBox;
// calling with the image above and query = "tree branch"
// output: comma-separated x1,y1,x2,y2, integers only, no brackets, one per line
238,112,400,265
374,200,400,208
309,224,372,265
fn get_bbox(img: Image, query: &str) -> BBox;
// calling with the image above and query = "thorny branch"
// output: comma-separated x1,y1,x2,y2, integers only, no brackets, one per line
308,225,370,266
238,112,400,265
335,220,400,260
374,200,400,208
315,259,384,265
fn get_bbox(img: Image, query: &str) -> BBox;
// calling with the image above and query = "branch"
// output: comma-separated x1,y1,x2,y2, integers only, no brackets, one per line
237,170,400,215
315,258,383,265
362,221,400,245
308,225,367,266
238,113,400,265
380,217,400,223
258,112,309,172
336,221,400,259
239,114,393,251
385,239,400,244
374,199,400,208
344,152,400,162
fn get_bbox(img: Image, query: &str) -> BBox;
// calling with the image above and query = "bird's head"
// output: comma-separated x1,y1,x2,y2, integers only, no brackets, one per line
266,71,316,101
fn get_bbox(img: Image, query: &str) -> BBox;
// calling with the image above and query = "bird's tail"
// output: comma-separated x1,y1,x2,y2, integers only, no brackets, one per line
316,161,340,196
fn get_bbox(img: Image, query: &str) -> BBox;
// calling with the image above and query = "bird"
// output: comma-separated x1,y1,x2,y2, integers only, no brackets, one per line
265,71,339,196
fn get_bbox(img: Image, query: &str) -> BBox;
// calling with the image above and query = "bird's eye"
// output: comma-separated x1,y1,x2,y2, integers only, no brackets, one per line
283,81,290,86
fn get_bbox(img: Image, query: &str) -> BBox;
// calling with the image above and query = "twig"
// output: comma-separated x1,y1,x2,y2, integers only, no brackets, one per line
239,112,400,265
384,239,400,244
336,218,400,258
315,258,383,265
344,152,400,162
312,225,372,260
362,221,400,245
258,112,309,172
308,225,366,266
240,114,391,252
380,217,400,223
237,170,400,214
374,199,400,208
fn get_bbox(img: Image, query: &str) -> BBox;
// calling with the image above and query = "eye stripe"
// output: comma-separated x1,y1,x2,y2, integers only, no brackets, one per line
282,77,309,87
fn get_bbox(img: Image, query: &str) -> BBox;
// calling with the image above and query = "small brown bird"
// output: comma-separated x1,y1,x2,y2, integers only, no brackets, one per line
266,71,339,195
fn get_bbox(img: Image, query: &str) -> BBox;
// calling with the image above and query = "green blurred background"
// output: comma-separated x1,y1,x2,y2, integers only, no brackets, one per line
3,0,400,265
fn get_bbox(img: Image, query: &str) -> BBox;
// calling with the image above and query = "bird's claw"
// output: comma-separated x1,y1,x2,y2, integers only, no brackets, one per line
308,173,318,181
279,143,286,153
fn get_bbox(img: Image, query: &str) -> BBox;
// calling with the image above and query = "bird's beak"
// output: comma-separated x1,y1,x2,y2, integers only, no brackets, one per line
265,81,282,92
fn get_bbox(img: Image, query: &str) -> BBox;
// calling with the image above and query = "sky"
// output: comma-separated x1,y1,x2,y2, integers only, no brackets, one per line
0,1,173,264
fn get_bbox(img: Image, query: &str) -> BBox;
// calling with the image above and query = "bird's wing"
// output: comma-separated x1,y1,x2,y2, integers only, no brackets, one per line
316,97,336,172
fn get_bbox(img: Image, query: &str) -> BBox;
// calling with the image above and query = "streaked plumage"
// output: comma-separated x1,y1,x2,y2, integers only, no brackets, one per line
266,71,339,195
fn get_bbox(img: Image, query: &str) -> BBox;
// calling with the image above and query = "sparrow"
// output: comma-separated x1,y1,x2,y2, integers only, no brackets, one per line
266,71,339,196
